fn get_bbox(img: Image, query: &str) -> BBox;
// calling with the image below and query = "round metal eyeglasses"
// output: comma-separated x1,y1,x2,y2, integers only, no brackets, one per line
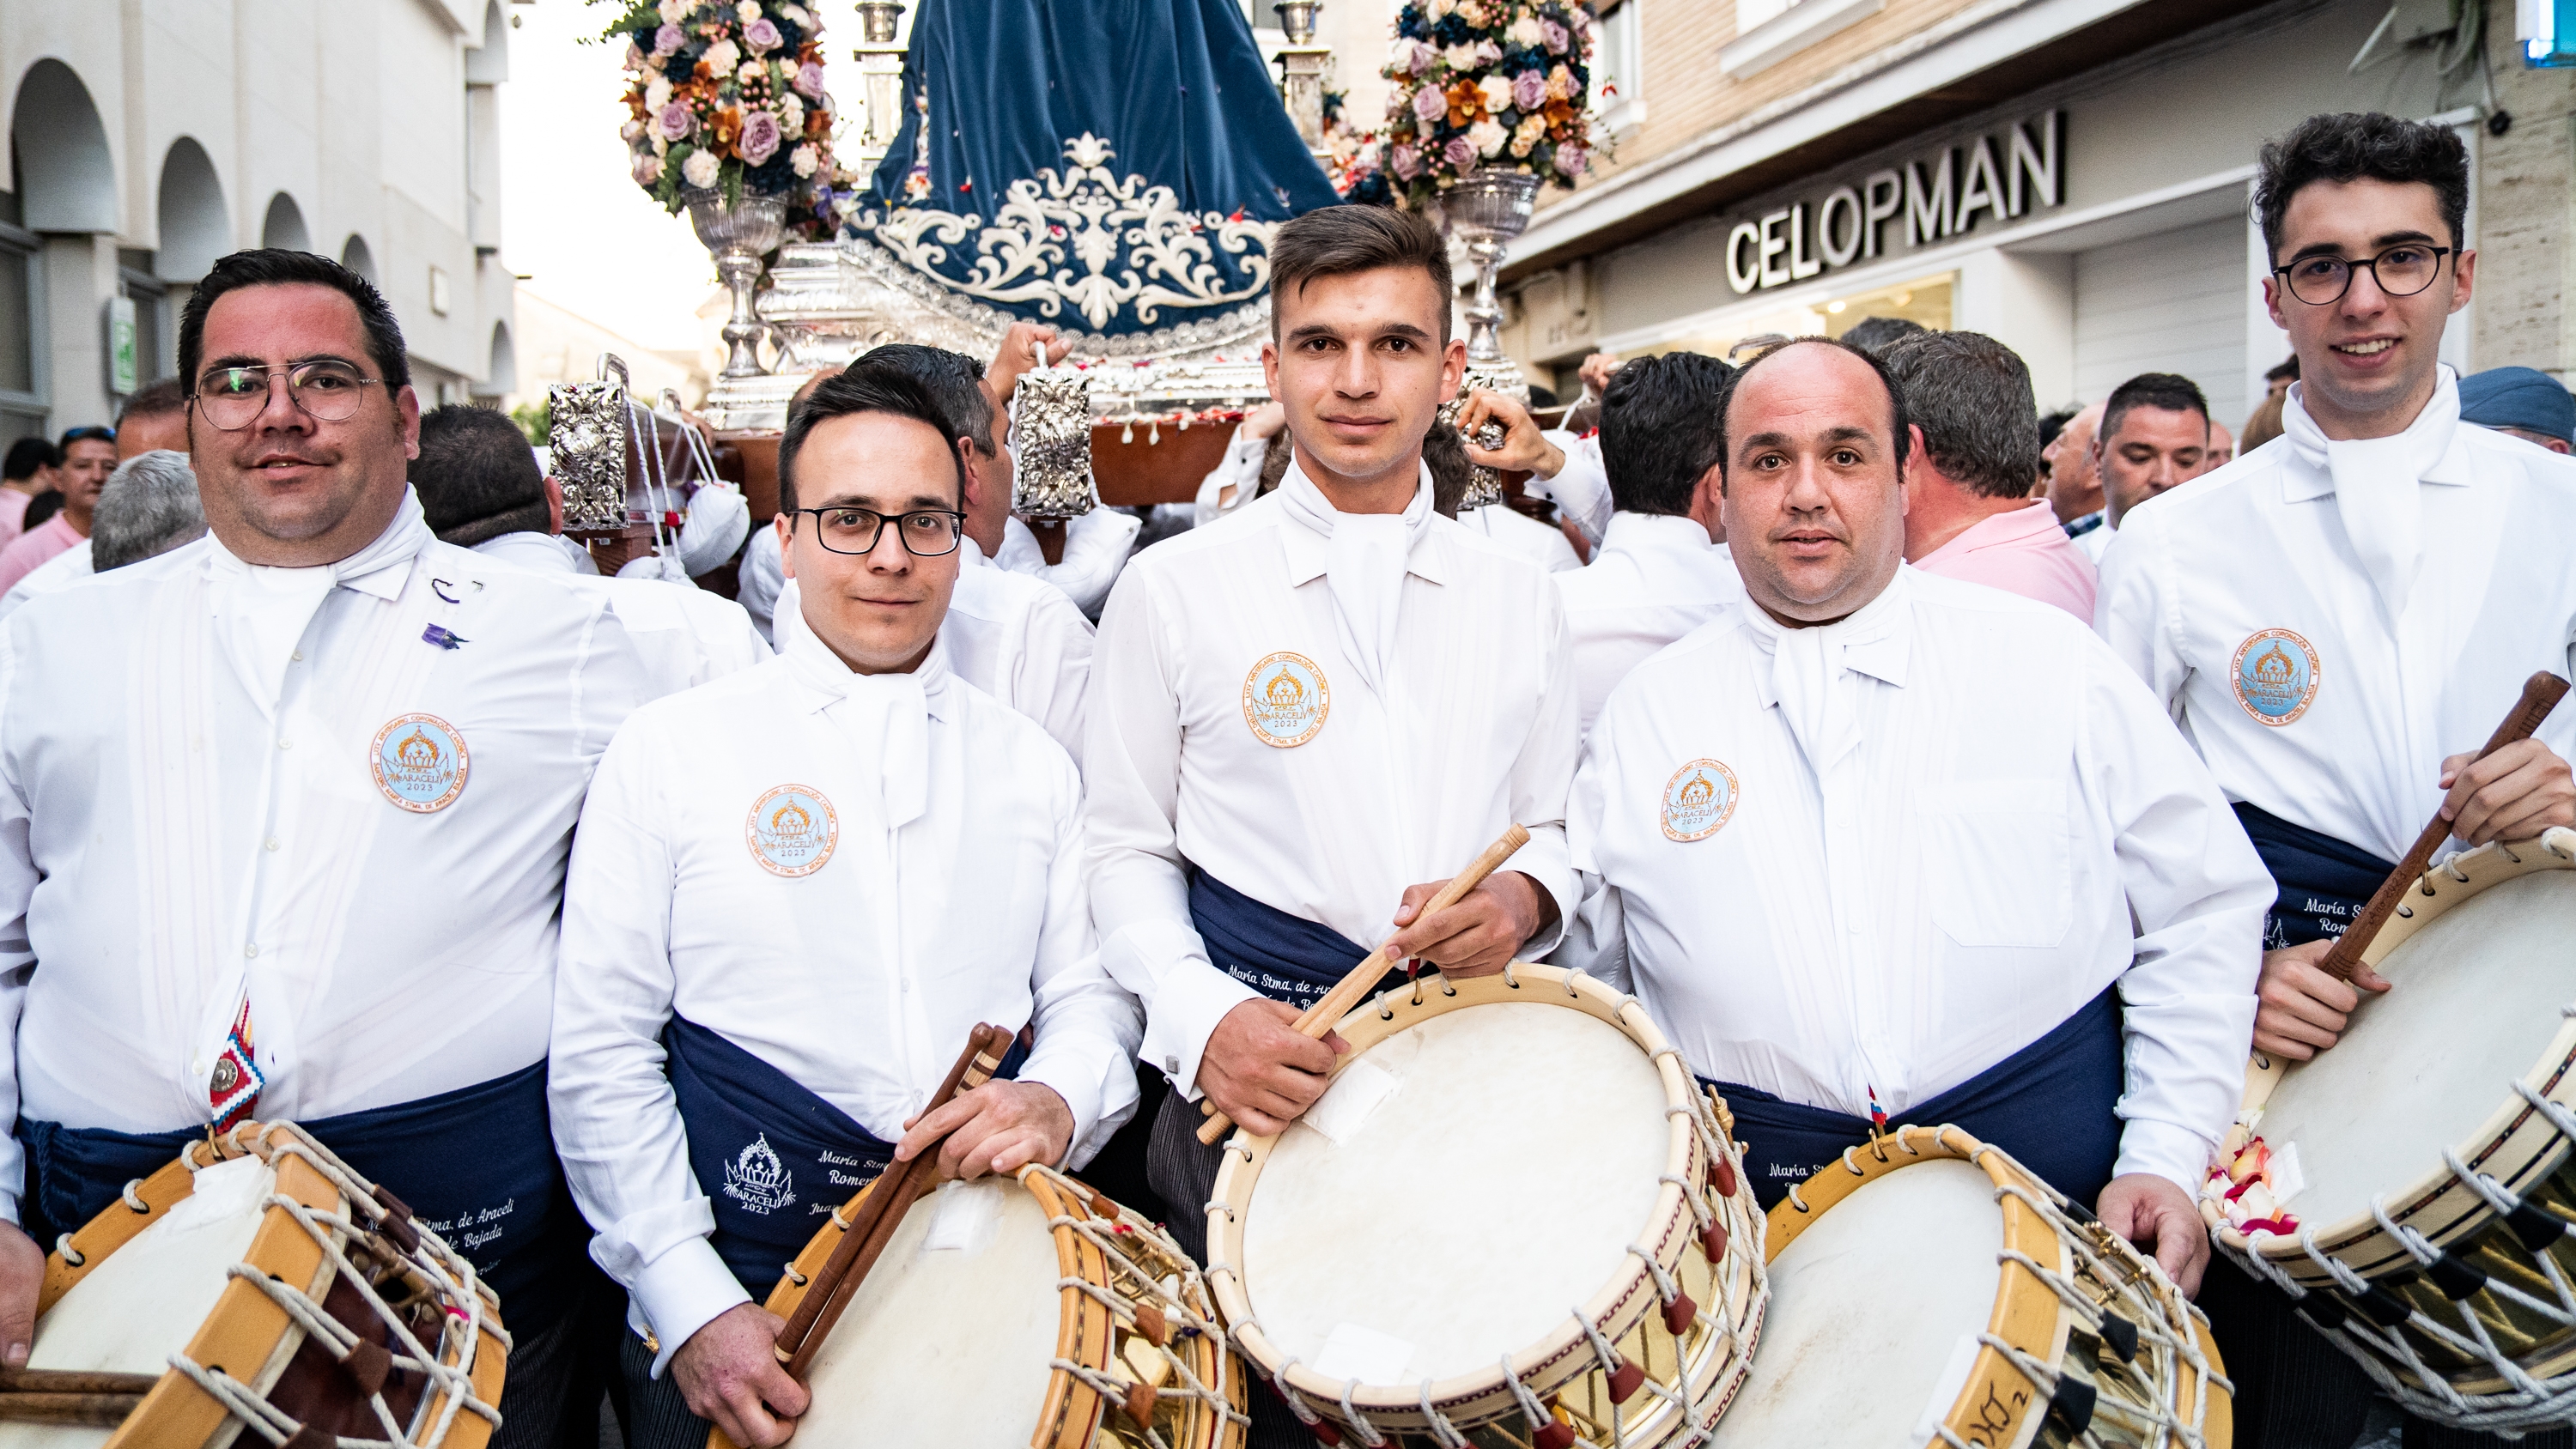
192,361,384,430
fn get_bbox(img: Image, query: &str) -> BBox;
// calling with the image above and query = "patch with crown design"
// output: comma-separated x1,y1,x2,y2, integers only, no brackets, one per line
746,785,839,877
1242,651,1330,749
371,713,470,813
2232,628,2320,726
1662,759,1740,842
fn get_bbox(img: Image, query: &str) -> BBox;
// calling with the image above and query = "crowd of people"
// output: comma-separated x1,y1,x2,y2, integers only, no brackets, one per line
0,106,2567,1449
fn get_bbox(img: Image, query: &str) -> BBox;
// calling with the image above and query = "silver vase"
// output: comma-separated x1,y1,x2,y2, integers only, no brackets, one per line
685,188,790,379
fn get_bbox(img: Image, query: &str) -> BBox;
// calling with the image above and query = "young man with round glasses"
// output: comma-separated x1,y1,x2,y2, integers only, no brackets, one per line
2098,111,2576,1449
548,360,1141,1449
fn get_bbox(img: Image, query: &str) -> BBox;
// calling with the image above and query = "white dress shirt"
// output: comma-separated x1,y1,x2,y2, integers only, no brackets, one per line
998,508,1142,617
550,628,1139,1362
1560,568,2269,1192
0,494,651,1219
2075,520,2112,563
770,537,1096,767
472,531,768,694
1453,502,1582,573
2098,373,2576,863
1527,428,1612,547
736,526,785,643
0,540,93,620
1195,428,1272,528
1553,512,1744,734
1084,462,1580,1094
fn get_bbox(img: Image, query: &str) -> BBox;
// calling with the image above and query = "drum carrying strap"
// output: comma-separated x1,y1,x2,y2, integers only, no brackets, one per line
1188,870,1406,1013
2233,802,2399,950
1707,987,2125,1211
17,1059,587,1331
662,1016,1024,1297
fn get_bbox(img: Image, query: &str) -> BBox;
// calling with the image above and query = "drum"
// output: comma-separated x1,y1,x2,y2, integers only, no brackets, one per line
1206,964,1767,1448
714,1161,1244,1449
2,1120,506,1448
1717,1125,2229,1449
2204,828,2576,1430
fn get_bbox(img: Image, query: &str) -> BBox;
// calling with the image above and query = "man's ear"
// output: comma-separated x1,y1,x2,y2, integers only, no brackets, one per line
775,511,799,582
957,437,988,512
544,476,564,536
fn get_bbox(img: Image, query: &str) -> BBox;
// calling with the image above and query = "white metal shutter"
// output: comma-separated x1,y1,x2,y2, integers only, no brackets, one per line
2071,216,2245,415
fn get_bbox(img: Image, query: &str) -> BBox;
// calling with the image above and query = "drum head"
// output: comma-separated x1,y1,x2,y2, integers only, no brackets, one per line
795,1177,1064,1447
1238,1000,1668,1386
1707,1158,1999,1446
2258,870,2576,1229
2,1155,278,1449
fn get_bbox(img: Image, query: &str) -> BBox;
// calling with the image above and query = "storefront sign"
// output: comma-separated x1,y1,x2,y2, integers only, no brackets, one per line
1725,110,2064,294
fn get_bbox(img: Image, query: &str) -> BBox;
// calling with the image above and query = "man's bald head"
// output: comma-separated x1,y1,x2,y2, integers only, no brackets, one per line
1716,338,1915,626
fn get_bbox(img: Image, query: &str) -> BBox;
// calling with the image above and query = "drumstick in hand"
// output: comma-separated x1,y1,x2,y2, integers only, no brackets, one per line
1196,824,1531,1145
2321,670,2570,983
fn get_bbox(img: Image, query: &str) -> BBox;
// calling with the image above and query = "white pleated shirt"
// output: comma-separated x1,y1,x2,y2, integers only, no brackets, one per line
1553,512,1745,735
0,496,653,1221
1560,568,2270,1192
550,628,1139,1358
2098,374,2576,863
1084,474,1579,1095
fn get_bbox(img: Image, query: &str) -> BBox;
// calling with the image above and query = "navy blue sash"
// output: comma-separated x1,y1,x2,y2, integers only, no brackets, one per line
1188,870,1406,1010
1707,988,2125,1210
19,1061,583,1331
2233,802,2397,950
663,1016,1024,1297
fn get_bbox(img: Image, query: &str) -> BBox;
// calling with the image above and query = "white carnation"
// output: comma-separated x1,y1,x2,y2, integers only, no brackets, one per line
777,93,805,131
682,149,721,188
790,143,819,178
645,76,672,112
658,0,687,21
737,1,762,20
738,60,765,84
702,38,739,74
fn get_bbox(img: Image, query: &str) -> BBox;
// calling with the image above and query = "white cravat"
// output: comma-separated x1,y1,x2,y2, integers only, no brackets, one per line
1746,570,1909,775
207,492,434,709
2282,372,2459,622
1272,459,1431,697
780,627,933,831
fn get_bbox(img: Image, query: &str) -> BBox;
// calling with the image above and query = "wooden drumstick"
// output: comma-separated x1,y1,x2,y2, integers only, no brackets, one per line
0,1371,159,1397
2320,670,2571,983
0,1392,142,1428
772,1022,1009,1378
1196,824,1532,1145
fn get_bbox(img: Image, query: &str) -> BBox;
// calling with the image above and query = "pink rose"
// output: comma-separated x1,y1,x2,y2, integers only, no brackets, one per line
657,100,696,141
1413,86,1446,123
794,60,827,98
1406,39,1437,74
1443,136,1477,168
1390,143,1422,179
1511,69,1546,111
739,109,783,166
624,40,647,72
744,16,783,52
1541,18,1570,52
653,22,685,54
632,150,664,184
1558,143,1587,176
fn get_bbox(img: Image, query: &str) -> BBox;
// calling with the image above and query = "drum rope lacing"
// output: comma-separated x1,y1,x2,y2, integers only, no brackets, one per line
161,1124,503,1448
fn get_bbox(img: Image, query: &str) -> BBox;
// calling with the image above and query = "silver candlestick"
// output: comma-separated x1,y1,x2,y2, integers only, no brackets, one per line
1439,171,1541,401
685,188,790,379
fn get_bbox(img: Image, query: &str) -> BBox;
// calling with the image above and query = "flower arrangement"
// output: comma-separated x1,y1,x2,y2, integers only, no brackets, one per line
1377,0,1601,209
602,0,856,239
1321,91,1393,204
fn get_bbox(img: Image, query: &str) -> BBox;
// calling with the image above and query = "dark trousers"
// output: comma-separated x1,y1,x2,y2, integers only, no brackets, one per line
617,1325,719,1449
486,1301,582,1449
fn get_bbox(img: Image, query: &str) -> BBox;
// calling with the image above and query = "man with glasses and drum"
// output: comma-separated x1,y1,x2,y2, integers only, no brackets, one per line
0,248,656,1447
2098,111,2576,1449
549,361,1142,1449
1560,334,2271,1295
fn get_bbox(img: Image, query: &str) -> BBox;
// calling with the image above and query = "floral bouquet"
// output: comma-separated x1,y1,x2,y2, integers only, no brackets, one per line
603,0,855,240
1378,0,1601,209
1321,91,1393,204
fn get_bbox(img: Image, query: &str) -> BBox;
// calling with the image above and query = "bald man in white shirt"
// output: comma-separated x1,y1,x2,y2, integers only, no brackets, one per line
1562,336,2269,1300
550,362,1139,1449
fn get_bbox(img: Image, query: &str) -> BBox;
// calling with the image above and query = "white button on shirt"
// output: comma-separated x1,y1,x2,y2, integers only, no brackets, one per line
1553,512,1744,735
2097,374,2576,863
549,627,1139,1361
0,496,650,1218
1084,468,1580,1095
1560,568,2270,1192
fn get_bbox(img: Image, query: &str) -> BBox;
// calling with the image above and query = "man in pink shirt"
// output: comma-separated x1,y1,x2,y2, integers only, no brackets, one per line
0,439,60,550
1880,330,2097,621
0,428,111,595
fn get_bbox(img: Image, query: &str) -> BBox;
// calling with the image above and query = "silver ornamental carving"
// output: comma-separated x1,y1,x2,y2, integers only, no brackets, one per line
1011,353,1097,520
549,353,633,536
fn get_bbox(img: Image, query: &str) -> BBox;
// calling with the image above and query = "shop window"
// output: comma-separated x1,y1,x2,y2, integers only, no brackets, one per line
1595,1,1644,135
1721,0,1882,77
1631,270,1952,363
0,217,41,442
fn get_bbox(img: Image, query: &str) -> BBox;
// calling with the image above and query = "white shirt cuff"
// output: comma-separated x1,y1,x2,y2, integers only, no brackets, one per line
2113,1117,2216,1199
1140,960,1262,1100
629,1234,755,1379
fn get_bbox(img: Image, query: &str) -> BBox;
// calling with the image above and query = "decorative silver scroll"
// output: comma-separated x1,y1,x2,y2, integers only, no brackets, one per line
549,353,632,536
1010,347,1097,520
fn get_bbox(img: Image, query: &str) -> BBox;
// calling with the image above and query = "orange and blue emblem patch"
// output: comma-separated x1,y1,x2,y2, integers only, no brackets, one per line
746,785,838,877
372,713,470,813
1661,759,1739,842
1242,651,1330,749
2232,628,2320,726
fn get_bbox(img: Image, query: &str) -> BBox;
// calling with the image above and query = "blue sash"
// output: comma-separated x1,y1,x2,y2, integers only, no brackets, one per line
663,1016,1024,1296
1708,988,2124,1210
19,1061,583,1331
2233,802,2397,950
1188,870,1406,1011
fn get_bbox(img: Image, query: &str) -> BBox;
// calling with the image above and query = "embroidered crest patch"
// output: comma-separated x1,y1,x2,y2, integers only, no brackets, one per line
1661,759,1740,842
371,713,470,813
1242,652,1330,749
721,1134,795,1215
2232,628,2320,726
746,785,838,877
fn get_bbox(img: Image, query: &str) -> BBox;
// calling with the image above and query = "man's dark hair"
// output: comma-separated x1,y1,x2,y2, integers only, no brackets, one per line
412,403,550,547
179,248,411,394
1840,316,1928,355
1717,336,1912,482
2101,373,2211,446
1879,330,2039,500
2037,409,2077,451
3,439,58,482
23,492,62,530
116,378,188,427
779,360,964,515
1598,351,1733,515
2254,112,2470,263
1268,205,1454,342
2265,355,2301,383
859,344,998,455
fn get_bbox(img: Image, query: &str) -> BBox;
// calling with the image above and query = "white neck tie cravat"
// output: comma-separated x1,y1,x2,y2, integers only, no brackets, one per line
1753,571,1908,774
782,629,936,831
208,490,436,708
1274,460,1432,697
2283,373,2459,622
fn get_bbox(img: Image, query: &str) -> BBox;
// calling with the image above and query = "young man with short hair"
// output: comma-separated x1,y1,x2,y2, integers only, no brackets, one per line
550,361,1141,1449
2075,372,2215,562
2098,111,2576,1449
